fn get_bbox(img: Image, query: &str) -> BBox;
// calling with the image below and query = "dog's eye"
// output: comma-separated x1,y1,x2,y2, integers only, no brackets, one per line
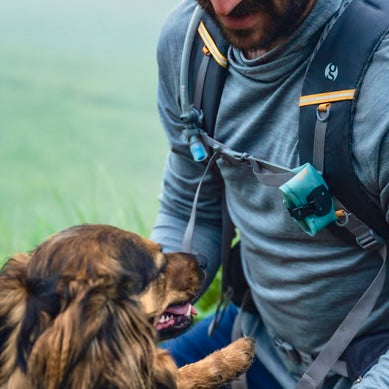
155,262,167,281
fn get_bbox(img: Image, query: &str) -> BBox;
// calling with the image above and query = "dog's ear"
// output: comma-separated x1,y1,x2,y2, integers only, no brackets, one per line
0,253,32,386
27,277,163,389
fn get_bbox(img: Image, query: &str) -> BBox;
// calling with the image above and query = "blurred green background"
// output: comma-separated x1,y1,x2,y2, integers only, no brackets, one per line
0,0,181,260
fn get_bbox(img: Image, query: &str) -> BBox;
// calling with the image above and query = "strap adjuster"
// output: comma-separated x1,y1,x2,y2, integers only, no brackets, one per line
273,337,302,365
356,229,384,250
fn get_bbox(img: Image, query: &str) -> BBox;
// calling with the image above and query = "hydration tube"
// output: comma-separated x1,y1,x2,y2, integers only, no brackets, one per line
179,5,208,162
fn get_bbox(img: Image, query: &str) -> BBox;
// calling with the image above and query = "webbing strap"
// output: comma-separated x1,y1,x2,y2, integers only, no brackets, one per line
231,310,248,389
230,292,260,389
251,161,295,187
299,0,389,240
182,152,219,252
193,54,211,109
182,133,295,257
182,133,388,389
296,244,387,389
331,360,348,378
201,132,295,187
299,89,356,107
312,105,330,174
198,20,228,68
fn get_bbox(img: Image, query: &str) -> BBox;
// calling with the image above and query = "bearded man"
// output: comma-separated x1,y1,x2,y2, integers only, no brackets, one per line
151,0,389,388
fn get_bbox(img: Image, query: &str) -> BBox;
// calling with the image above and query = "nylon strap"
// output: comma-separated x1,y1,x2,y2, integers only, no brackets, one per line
331,361,348,378
231,308,248,389
180,3,389,388
312,105,330,174
230,292,260,389
194,54,211,109
207,192,236,336
182,152,219,252
296,244,387,389
186,133,388,389
182,133,387,389
201,132,295,187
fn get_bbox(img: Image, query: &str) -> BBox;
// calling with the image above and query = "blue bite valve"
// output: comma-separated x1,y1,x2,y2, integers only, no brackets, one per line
189,135,208,162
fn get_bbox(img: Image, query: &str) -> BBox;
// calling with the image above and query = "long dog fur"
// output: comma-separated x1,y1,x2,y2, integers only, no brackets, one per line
0,224,254,389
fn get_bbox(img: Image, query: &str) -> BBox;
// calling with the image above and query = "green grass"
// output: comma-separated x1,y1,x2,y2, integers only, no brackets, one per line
0,0,178,258
0,0,221,316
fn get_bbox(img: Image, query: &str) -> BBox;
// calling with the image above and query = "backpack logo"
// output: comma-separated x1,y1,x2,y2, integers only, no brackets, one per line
325,63,339,81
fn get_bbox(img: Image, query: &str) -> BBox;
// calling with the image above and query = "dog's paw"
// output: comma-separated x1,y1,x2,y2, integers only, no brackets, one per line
177,337,255,389
217,337,255,378
202,337,255,387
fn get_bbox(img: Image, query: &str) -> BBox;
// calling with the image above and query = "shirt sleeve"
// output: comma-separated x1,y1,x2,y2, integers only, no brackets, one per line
150,1,223,288
353,32,389,224
379,130,389,224
351,352,389,388
350,32,389,388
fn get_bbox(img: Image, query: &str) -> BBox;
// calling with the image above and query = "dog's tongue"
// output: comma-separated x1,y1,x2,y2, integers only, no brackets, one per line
165,303,198,316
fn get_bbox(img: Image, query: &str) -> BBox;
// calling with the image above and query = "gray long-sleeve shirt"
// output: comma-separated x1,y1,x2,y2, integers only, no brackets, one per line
151,0,389,387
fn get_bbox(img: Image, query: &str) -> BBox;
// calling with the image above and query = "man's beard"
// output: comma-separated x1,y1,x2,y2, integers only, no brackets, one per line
197,0,312,52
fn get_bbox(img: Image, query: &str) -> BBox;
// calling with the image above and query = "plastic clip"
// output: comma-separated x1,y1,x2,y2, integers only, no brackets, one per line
356,230,383,250
287,185,332,221
273,337,302,365
180,106,207,162
180,106,203,127
280,163,337,236
316,103,331,121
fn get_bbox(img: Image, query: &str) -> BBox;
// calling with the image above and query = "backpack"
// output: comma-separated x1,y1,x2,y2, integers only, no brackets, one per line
182,0,389,304
178,0,389,387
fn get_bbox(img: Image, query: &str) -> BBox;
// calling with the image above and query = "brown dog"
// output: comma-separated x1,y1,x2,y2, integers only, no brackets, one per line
0,224,254,389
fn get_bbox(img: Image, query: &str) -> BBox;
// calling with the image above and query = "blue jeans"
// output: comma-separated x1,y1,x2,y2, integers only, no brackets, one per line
161,304,282,389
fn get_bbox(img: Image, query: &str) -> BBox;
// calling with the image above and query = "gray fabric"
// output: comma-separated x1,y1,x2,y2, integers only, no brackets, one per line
296,247,386,388
182,152,218,252
151,0,389,387
231,311,248,389
312,108,330,174
194,54,210,109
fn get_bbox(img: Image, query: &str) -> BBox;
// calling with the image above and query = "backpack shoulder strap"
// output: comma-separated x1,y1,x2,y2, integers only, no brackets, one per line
299,0,389,241
188,9,229,136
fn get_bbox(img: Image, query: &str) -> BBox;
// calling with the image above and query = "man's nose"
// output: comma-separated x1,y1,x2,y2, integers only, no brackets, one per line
209,0,243,16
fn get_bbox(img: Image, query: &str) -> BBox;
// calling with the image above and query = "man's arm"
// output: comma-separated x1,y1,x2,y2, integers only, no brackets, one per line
150,0,223,289
350,32,389,388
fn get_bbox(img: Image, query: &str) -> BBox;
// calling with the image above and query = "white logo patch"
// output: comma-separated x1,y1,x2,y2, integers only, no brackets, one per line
324,63,339,81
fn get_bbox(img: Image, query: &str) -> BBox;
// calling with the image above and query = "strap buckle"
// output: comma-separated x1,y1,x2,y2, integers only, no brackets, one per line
356,229,384,250
287,185,332,221
273,337,303,365
180,106,204,127
288,199,322,221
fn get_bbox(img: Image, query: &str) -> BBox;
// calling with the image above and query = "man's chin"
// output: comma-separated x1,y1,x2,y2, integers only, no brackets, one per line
221,26,277,53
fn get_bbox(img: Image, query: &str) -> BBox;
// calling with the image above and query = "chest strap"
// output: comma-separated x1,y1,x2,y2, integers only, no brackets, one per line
181,134,387,388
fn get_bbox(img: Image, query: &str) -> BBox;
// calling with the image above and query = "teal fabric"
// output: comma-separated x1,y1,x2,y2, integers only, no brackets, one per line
151,0,389,387
279,163,337,236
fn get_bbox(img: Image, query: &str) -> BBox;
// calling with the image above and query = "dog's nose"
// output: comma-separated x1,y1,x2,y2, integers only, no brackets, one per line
196,254,207,270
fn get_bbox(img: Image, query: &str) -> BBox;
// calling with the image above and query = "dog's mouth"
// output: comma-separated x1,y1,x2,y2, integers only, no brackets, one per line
155,303,198,339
